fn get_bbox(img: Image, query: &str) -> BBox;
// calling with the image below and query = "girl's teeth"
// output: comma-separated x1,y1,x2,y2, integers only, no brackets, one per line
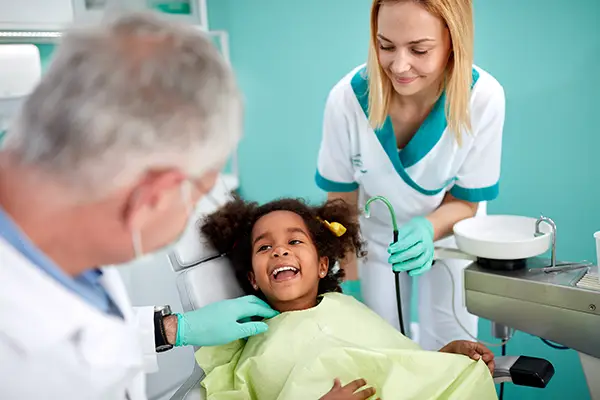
273,266,298,278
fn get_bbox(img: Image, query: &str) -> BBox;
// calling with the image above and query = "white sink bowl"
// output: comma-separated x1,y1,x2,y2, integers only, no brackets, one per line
453,215,553,260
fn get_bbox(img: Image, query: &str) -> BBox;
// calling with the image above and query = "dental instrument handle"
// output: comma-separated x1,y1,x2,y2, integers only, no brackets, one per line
364,196,405,336
364,196,399,232
542,264,590,273
535,215,557,268
392,228,405,336
394,271,405,336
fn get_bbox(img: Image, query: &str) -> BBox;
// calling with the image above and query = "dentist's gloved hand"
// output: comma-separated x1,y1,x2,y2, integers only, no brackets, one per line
175,295,279,347
387,216,435,277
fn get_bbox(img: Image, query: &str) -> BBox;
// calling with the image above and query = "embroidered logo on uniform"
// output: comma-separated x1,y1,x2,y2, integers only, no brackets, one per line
351,154,367,174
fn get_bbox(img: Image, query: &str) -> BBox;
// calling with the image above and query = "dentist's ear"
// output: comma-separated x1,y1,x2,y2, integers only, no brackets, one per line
122,169,187,230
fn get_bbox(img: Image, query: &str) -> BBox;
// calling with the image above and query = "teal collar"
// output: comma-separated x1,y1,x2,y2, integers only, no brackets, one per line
350,67,480,195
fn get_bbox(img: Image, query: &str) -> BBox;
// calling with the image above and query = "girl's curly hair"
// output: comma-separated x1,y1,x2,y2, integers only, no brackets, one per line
200,196,365,299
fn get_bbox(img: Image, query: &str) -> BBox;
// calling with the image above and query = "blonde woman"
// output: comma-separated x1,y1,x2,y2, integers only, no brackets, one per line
315,0,505,351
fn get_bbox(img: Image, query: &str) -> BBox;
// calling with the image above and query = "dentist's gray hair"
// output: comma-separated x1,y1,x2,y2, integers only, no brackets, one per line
4,12,242,193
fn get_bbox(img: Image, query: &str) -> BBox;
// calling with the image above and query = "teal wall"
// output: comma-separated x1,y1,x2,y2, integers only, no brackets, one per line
208,0,599,399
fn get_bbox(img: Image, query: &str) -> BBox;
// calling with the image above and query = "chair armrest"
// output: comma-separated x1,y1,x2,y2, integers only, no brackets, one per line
169,364,206,400
493,356,555,388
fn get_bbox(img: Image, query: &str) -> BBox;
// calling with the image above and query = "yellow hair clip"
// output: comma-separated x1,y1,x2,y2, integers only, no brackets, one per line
318,218,347,237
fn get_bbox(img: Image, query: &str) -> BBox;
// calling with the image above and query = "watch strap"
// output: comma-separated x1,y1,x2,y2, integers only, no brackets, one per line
154,309,173,352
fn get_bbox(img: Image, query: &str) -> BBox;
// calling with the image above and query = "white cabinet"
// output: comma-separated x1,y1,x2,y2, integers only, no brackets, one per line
0,0,208,31
0,0,74,30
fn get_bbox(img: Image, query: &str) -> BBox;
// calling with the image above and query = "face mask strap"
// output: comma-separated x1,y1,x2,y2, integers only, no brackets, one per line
132,180,194,260
196,174,227,211
181,180,194,215
132,227,143,258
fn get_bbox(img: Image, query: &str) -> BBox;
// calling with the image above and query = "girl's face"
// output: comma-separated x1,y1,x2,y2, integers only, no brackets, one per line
250,211,328,312
376,1,451,97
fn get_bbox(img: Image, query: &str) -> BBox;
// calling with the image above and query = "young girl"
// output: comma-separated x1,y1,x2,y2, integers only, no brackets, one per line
196,197,496,400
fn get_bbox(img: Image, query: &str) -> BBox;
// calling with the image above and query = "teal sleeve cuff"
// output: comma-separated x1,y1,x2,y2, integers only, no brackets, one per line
315,170,359,193
340,280,362,302
174,313,185,347
450,182,499,202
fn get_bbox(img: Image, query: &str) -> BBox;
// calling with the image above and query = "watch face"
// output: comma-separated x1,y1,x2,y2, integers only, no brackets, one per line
155,305,172,316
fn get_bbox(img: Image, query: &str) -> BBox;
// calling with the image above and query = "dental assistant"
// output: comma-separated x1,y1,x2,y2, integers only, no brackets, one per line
316,0,505,350
0,13,277,400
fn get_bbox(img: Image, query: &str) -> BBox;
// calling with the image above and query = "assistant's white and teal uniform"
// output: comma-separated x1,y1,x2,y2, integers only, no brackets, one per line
315,64,505,350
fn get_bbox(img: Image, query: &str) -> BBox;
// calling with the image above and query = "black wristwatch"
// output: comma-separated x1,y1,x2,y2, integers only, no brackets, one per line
154,305,174,353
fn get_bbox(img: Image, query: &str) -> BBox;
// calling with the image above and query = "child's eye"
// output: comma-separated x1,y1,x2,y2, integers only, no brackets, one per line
289,239,302,245
257,245,271,252
379,44,395,51
412,49,428,55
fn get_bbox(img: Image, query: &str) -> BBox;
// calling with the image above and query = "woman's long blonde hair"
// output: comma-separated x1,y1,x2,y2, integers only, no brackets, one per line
367,0,474,143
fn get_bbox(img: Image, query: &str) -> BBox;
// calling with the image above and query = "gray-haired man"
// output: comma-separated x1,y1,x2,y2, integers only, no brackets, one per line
0,12,277,400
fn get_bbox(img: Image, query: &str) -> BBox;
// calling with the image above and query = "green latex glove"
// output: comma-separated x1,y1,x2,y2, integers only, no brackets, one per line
340,280,362,302
387,217,435,277
175,295,279,347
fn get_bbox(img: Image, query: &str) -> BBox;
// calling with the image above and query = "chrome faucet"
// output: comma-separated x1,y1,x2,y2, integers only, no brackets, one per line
535,215,557,268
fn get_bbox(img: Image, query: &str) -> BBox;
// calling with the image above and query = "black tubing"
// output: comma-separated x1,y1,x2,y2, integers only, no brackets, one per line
540,338,569,350
392,230,406,336
394,271,406,336
499,343,506,400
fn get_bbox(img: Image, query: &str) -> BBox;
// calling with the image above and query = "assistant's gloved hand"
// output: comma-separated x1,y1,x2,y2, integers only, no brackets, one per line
175,295,279,347
387,216,435,276
340,280,362,302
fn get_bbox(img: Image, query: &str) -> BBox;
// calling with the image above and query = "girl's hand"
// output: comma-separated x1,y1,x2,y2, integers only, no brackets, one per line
320,378,378,400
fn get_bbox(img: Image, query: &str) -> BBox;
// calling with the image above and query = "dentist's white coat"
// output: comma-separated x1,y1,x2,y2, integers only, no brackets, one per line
0,236,157,400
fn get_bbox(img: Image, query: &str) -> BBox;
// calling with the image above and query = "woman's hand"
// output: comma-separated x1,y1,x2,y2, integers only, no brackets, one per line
387,216,435,276
439,340,495,375
320,378,378,400
386,192,478,277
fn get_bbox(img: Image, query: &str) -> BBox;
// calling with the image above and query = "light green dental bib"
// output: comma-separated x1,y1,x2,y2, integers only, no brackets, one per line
196,293,497,400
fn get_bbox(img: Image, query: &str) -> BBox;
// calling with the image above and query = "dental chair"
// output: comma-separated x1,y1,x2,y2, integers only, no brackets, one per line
168,223,556,400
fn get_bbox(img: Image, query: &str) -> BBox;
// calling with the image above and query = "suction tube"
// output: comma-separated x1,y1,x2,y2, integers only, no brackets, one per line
364,196,405,336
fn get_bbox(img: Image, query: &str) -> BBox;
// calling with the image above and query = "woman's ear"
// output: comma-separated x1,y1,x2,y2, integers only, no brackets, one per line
318,256,329,278
248,272,259,291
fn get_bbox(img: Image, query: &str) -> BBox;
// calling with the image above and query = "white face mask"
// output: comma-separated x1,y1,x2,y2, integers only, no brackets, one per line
130,181,203,263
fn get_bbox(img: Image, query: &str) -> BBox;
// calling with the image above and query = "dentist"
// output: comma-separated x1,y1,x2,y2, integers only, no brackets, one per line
0,12,277,400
